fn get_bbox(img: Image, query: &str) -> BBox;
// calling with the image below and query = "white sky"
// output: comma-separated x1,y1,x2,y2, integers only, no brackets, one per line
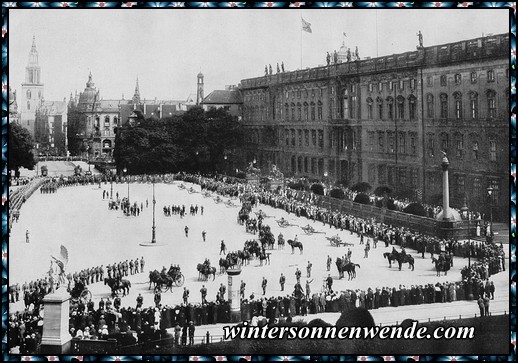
8,8,508,102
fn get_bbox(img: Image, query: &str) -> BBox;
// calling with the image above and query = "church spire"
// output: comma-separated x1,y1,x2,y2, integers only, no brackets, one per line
132,76,141,104
86,71,95,88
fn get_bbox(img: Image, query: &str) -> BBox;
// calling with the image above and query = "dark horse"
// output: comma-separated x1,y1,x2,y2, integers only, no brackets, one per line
197,264,216,281
384,251,415,271
287,239,304,254
432,256,451,276
104,277,131,297
238,249,251,266
336,257,360,280
258,251,271,266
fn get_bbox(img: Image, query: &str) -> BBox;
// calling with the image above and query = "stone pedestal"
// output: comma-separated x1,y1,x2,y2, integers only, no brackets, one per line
227,268,242,323
40,289,72,354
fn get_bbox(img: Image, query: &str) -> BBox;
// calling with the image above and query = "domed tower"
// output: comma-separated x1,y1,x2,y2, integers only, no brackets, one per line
20,36,44,136
196,71,204,105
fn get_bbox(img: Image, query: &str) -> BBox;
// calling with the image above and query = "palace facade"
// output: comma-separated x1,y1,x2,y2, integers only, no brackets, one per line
240,33,509,215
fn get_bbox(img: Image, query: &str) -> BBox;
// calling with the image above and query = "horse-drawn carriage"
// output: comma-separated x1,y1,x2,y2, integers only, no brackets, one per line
255,210,272,219
202,191,212,198
326,235,354,247
225,199,238,208
69,280,92,303
276,218,296,228
177,184,186,190
149,268,185,293
187,187,198,194
214,196,224,204
301,224,326,235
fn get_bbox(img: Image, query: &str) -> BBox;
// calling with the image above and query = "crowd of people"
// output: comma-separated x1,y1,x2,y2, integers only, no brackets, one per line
7,171,506,353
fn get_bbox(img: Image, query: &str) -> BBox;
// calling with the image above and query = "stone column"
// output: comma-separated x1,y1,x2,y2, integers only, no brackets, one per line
40,289,72,354
227,268,242,323
441,154,452,221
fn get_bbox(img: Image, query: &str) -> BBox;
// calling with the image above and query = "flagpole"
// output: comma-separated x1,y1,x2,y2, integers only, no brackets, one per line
300,17,303,69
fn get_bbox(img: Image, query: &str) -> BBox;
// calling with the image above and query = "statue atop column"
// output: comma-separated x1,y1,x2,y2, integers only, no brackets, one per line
326,51,331,65
354,46,360,61
50,245,69,291
264,65,268,76
281,61,285,72
417,30,424,49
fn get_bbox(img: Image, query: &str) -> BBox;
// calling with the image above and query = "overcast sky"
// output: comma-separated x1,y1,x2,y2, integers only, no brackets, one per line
9,8,508,102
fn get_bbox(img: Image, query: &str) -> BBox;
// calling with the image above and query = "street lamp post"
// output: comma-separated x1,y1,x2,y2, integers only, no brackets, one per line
110,171,114,199
487,187,494,240
151,178,156,244
123,167,129,202
461,197,470,268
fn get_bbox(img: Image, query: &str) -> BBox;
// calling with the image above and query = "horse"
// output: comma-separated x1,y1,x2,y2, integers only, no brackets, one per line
277,235,285,249
432,256,451,277
197,264,216,281
397,253,415,271
258,252,271,266
287,239,304,255
238,249,251,266
148,270,161,290
259,227,275,250
104,277,131,297
383,252,398,268
343,262,360,280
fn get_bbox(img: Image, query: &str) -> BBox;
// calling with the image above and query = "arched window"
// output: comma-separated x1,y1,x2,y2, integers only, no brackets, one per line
104,115,110,128
27,90,31,100
342,89,350,119
376,97,383,120
366,97,373,120
272,96,276,120
408,95,417,120
284,103,289,121
454,132,464,158
396,95,405,119
488,135,497,161
469,133,480,160
317,101,322,120
310,102,315,121
486,89,496,119
103,139,112,149
426,94,434,118
453,92,462,120
297,103,302,121
439,93,448,118
291,103,296,121
469,92,478,119
386,96,394,120
303,102,309,121
291,155,296,173
440,132,449,153
291,129,296,146
297,156,303,173
27,101,30,110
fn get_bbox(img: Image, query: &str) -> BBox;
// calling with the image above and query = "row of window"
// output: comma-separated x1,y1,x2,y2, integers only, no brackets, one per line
365,95,417,120
428,173,500,200
367,164,420,189
284,129,325,148
426,90,497,119
290,155,325,175
92,115,119,128
367,79,417,93
367,131,418,155
427,133,498,161
429,70,496,87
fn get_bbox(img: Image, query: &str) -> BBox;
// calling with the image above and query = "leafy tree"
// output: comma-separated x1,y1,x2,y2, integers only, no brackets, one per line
9,123,36,174
403,202,427,217
330,188,345,199
373,185,392,196
310,183,324,195
350,181,372,193
354,193,371,205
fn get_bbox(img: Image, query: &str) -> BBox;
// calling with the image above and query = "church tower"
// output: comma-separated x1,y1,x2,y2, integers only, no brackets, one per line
196,72,204,105
132,76,141,105
20,36,44,136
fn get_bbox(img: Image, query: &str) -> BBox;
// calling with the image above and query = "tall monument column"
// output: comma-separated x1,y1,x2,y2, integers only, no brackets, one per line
441,153,453,221
227,268,242,322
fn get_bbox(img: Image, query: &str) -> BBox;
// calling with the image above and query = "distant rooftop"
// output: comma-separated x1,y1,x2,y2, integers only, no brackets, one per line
201,89,243,105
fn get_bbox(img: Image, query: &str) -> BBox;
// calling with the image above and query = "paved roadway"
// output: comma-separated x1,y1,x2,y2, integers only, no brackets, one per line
8,181,509,337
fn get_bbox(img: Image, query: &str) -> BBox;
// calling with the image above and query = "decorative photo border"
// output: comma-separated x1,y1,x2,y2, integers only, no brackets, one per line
1,1,515,361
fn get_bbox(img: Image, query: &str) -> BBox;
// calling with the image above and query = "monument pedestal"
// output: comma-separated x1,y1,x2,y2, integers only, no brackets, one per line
40,289,72,354
227,268,242,323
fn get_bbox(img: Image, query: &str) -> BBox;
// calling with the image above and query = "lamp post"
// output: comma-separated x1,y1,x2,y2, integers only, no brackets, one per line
487,186,494,240
224,154,228,176
110,171,113,199
460,196,470,268
151,177,156,244
123,167,129,202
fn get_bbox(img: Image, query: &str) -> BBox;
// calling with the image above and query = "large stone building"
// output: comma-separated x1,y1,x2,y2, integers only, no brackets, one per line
67,73,194,159
240,33,509,216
